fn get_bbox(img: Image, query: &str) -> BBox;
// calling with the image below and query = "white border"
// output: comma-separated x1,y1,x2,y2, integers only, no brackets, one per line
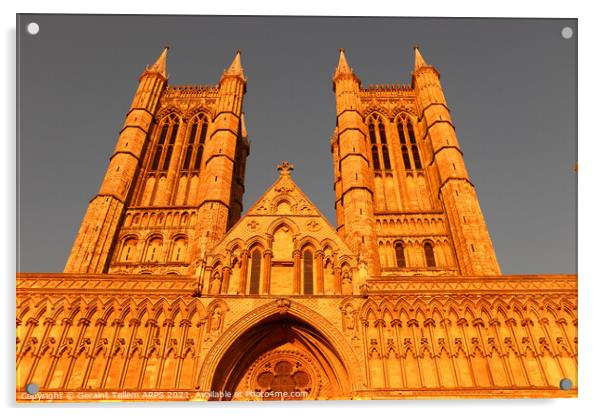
3,1,598,415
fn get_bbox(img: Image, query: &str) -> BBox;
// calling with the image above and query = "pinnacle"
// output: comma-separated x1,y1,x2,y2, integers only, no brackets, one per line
224,50,244,77
147,46,169,77
334,48,353,76
414,45,428,70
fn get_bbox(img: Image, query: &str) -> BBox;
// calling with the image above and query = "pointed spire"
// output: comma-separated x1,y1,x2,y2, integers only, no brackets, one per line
223,50,244,78
147,45,169,77
414,44,428,70
335,48,353,76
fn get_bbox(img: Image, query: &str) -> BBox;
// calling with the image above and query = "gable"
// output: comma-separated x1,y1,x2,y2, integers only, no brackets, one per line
209,164,355,261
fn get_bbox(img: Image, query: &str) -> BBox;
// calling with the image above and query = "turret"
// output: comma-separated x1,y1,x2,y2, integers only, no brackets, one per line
64,47,169,273
332,49,381,275
412,46,500,275
190,51,248,260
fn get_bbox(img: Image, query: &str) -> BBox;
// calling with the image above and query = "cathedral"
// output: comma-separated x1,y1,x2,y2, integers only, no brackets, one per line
16,46,577,401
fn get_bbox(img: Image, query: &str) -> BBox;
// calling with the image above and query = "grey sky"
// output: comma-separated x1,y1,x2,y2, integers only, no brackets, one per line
17,15,577,274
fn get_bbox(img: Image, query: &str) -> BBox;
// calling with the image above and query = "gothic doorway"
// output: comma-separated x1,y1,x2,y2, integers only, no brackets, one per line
209,314,351,400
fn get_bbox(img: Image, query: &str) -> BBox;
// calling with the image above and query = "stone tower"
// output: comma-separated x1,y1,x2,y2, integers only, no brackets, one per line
64,47,249,275
332,47,500,276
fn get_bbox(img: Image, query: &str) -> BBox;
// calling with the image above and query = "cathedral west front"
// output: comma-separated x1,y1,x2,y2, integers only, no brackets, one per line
16,46,577,401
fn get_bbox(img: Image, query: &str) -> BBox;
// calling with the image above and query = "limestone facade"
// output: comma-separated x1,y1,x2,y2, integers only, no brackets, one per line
16,47,577,401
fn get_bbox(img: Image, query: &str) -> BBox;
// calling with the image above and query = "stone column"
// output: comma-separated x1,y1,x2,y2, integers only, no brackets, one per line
222,265,231,294
293,250,301,294
238,250,249,294
262,250,273,294
316,250,325,294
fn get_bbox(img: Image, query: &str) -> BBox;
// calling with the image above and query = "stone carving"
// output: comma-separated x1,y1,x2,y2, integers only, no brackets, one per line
210,307,223,334
368,339,381,359
306,220,321,231
210,270,222,295
247,220,259,230
276,298,291,315
341,272,352,296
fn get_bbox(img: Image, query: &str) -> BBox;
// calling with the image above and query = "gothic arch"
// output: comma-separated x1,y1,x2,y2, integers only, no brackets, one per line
81,299,100,321
226,238,244,253
362,107,390,120
297,237,319,252
197,299,363,395
97,300,117,324
392,108,418,121
266,217,300,237
167,297,189,322
184,108,213,121
185,298,206,322
156,108,183,122
148,298,168,321
133,299,152,322
393,111,418,124
245,237,267,252
320,238,339,253
209,257,225,269
360,298,380,320
338,255,354,268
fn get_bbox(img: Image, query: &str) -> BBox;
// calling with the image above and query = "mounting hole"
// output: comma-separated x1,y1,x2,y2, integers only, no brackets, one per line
26,22,40,35
559,378,573,390
561,27,574,40
25,382,39,395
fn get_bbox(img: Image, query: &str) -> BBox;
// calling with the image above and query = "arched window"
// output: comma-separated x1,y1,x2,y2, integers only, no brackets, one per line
120,237,138,262
382,146,391,170
371,146,380,170
401,146,412,170
170,237,187,262
368,123,377,144
378,123,388,144
145,237,163,262
150,113,180,173
407,123,417,144
399,119,423,171
249,249,262,294
367,115,392,173
394,241,406,268
183,114,209,172
424,241,436,267
303,249,314,294
397,121,407,144
412,146,422,169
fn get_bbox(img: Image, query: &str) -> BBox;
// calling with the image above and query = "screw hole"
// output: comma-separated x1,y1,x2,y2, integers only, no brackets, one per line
559,378,573,390
561,27,574,40
26,22,40,35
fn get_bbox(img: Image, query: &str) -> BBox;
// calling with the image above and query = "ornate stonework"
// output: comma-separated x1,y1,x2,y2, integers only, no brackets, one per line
16,46,577,402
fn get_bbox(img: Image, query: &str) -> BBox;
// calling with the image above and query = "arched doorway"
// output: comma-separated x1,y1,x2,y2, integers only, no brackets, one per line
209,314,352,400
